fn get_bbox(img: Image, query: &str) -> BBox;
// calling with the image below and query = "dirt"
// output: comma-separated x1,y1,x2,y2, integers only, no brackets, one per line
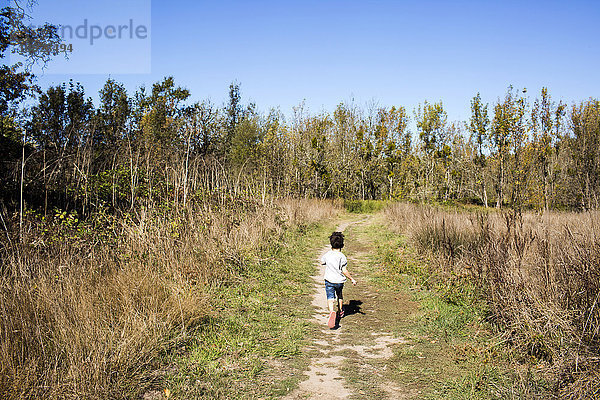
285,217,416,400
283,213,482,399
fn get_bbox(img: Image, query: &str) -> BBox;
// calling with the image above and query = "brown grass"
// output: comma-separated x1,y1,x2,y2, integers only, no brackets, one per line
0,198,339,399
384,203,600,399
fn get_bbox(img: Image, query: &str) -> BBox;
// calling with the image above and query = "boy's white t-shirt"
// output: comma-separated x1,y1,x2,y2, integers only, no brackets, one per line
321,250,348,283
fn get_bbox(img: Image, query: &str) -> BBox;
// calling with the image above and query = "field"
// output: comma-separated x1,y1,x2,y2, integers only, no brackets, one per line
3,1,600,398
0,198,339,398
384,203,600,399
2,199,599,399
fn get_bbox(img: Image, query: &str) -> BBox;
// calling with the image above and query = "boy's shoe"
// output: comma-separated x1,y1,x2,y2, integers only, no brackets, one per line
327,311,336,328
338,310,345,319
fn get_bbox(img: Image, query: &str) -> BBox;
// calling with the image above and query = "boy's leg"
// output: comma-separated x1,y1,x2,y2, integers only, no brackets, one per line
325,281,335,312
327,299,336,313
325,281,337,328
327,298,337,329
336,285,344,316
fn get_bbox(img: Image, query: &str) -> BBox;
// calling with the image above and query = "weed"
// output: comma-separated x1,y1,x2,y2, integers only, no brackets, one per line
384,202,600,398
0,198,340,398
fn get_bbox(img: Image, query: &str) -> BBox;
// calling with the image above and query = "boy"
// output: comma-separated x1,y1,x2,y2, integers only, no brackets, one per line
321,231,357,329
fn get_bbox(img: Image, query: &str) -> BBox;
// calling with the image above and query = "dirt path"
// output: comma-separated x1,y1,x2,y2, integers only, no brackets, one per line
285,216,418,400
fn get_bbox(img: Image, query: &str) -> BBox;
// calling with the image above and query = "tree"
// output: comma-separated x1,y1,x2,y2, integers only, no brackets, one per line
355,116,375,200
415,101,447,156
0,1,60,116
29,82,93,152
569,99,600,209
491,87,520,208
531,87,565,210
330,102,358,198
307,114,332,198
141,76,190,150
468,93,490,207
224,81,242,157
375,106,410,199
1,1,62,136
415,101,448,199
510,89,528,209
26,82,93,211
129,77,191,203
259,108,286,200
0,0,61,208
189,100,219,157
95,78,130,148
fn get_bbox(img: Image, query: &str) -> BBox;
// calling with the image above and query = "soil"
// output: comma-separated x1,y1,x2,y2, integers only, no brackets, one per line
284,214,472,399
285,217,419,400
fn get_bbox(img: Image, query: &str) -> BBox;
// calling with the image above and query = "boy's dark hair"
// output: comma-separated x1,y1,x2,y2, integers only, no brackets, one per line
329,232,344,249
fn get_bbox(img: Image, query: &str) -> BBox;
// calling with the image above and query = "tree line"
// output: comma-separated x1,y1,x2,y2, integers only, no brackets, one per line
2,1,600,217
2,76,600,215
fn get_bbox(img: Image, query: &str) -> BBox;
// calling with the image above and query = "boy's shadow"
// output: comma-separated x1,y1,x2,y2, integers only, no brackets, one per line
343,300,364,317
333,300,364,329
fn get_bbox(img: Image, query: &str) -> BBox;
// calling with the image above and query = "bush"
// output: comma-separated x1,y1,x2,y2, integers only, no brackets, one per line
343,199,387,213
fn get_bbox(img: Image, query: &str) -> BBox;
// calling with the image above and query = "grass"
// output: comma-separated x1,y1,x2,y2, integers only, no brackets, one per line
0,198,340,399
343,199,388,214
7,198,595,398
160,217,338,399
297,214,488,399
345,212,521,399
382,202,600,399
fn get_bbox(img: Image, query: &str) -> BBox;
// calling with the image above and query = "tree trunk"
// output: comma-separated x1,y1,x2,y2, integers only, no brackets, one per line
497,158,504,209
482,180,488,208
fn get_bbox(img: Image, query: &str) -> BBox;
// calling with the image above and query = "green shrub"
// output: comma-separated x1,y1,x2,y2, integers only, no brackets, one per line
343,199,387,213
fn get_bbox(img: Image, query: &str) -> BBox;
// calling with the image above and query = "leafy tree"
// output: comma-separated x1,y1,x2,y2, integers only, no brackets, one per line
415,101,449,199
29,81,93,153
189,100,219,157
491,87,519,208
415,101,448,156
257,108,286,199
26,82,93,210
95,78,130,148
468,92,490,207
0,1,60,117
489,86,530,209
224,81,242,156
229,109,261,170
0,0,61,206
569,99,600,209
141,76,190,151
355,119,375,200
375,106,410,199
330,103,355,198
307,114,332,198
531,87,565,210
510,89,528,209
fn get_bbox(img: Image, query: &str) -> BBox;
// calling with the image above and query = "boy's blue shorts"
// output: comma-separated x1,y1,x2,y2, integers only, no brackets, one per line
325,280,344,300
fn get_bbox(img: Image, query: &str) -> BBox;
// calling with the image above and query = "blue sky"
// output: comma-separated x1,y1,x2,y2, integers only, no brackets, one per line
21,0,600,124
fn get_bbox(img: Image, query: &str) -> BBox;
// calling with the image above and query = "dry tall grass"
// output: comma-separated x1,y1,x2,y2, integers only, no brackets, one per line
0,198,339,399
385,203,600,399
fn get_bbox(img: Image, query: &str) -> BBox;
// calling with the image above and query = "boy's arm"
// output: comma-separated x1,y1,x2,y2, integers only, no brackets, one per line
342,267,357,285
